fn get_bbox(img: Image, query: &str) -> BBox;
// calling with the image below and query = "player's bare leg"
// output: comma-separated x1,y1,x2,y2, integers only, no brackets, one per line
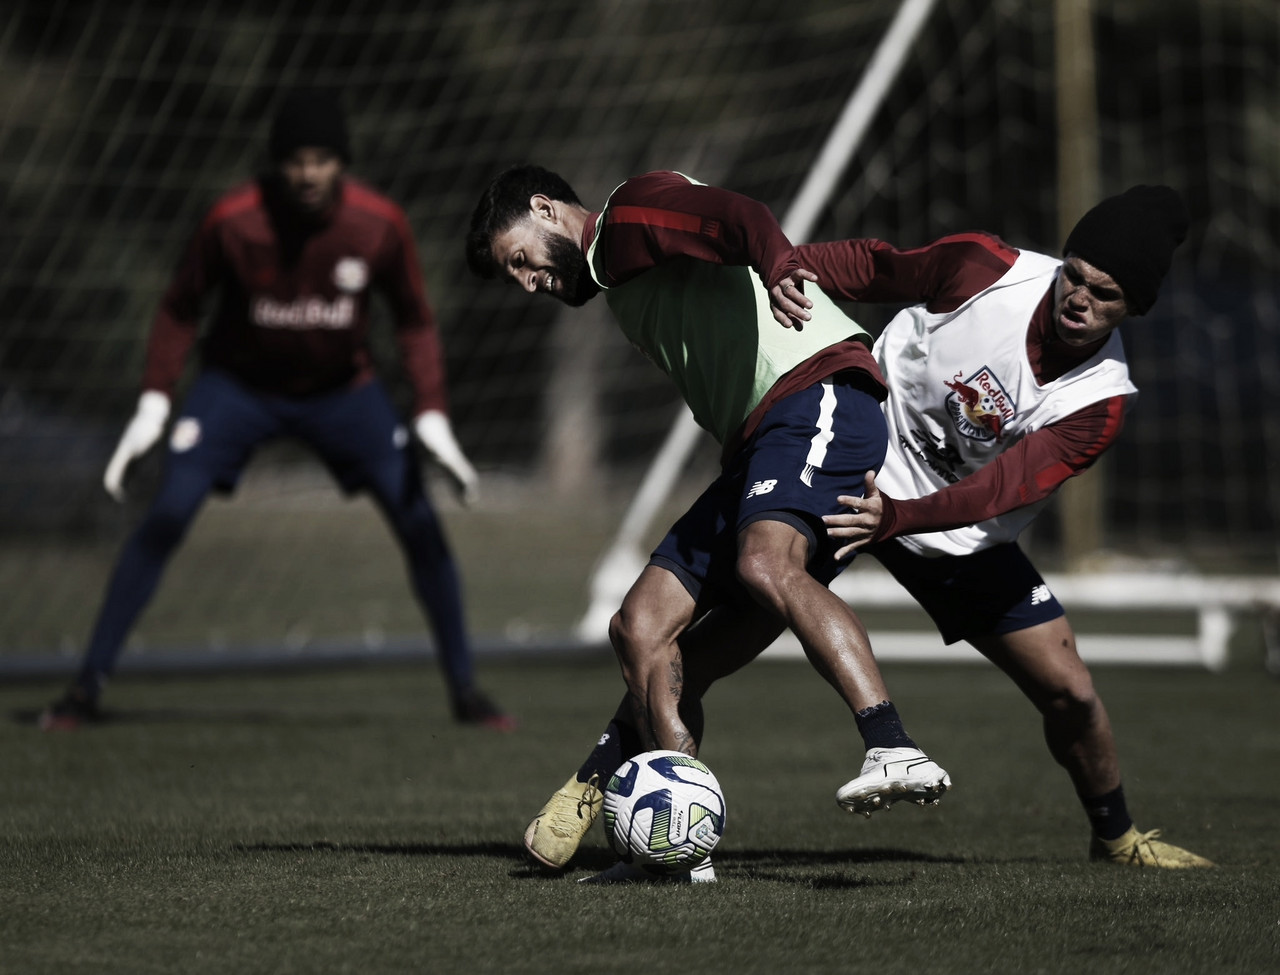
522,602,781,870
734,518,889,711
608,564,700,755
735,518,950,814
971,618,1120,796
972,618,1212,867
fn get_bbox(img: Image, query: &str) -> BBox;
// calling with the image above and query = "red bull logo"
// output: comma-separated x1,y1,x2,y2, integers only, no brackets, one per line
944,367,1014,442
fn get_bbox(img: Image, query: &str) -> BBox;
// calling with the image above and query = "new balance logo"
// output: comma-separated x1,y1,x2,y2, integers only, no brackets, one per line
746,479,778,498
1030,584,1053,606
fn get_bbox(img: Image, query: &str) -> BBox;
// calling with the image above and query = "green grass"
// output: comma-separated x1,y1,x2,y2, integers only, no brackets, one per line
3,657,1277,974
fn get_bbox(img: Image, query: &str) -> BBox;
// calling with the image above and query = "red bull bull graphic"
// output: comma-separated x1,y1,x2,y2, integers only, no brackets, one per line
944,367,1015,442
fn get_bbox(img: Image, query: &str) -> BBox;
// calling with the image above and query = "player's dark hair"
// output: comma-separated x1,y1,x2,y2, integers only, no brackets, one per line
465,164,582,278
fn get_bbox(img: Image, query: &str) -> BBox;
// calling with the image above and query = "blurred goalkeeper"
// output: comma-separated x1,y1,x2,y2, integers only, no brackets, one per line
467,166,950,883
40,89,513,732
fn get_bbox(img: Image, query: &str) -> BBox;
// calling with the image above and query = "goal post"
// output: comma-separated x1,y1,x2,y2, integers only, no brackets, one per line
578,0,940,640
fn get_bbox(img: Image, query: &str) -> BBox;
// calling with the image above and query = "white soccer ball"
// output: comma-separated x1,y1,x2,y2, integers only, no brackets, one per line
603,749,726,873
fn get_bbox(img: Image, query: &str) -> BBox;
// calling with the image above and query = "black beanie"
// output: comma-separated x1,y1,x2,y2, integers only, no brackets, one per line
1062,185,1188,316
268,89,351,163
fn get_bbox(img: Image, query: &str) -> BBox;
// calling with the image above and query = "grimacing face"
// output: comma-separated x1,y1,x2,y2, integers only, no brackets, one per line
279,147,344,215
1052,255,1130,347
490,214,599,307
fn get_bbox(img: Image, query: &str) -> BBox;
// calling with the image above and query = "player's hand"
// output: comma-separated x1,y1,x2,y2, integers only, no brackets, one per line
103,390,171,502
414,410,479,505
822,470,882,560
769,268,818,329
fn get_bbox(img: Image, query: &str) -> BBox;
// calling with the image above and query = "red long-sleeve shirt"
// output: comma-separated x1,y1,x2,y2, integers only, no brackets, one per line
797,234,1126,540
142,175,448,415
584,172,807,291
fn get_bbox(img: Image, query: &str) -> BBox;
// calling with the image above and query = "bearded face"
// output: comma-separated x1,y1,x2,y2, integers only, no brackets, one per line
542,230,600,306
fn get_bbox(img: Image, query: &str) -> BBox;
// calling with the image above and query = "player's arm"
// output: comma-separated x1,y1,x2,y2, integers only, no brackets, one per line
824,396,1127,558
104,214,223,501
597,172,813,326
381,208,479,504
796,232,1019,312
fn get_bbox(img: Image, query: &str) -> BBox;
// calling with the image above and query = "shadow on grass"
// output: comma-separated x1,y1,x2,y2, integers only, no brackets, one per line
236,840,526,858
234,840,968,888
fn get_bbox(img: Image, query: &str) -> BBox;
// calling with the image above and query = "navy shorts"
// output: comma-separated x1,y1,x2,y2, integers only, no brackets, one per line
164,368,413,496
651,376,888,608
868,538,1066,644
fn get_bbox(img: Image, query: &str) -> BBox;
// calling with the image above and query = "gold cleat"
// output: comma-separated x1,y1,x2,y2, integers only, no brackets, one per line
1089,826,1215,868
523,773,603,870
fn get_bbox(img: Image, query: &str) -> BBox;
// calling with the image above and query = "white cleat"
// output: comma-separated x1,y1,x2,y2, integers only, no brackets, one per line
577,857,717,885
836,746,951,817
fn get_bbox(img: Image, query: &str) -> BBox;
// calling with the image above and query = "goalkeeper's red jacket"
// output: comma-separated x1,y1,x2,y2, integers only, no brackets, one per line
140,175,448,416
797,233,1128,542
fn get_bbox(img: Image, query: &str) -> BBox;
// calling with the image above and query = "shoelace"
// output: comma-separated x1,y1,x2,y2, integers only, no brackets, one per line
548,774,602,834
577,774,602,819
1125,828,1164,864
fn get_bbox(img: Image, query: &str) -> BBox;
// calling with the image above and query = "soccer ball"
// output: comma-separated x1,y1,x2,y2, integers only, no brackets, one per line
603,750,726,873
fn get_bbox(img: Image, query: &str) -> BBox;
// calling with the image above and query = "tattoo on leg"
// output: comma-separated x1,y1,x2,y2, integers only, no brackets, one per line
672,728,696,756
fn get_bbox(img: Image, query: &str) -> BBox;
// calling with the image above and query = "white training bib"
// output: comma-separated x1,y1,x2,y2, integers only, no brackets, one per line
874,250,1138,556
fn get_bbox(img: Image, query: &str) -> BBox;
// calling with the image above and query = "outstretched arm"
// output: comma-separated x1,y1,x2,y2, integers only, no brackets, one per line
596,171,814,327
824,397,1127,556
796,233,1019,311
111,207,223,501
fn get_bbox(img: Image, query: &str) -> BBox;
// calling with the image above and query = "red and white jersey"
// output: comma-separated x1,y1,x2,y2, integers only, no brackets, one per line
141,175,448,415
874,249,1137,555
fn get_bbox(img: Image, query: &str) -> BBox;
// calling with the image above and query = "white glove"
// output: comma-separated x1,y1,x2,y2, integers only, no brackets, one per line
103,391,171,502
414,410,479,505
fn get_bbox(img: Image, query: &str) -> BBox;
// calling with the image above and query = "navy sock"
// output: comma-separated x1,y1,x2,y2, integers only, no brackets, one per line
854,700,917,750
577,719,642,784
1081,785,1133,841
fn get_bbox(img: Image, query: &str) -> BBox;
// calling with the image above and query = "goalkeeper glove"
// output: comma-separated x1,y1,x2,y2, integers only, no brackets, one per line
413,410,479,505
103,391,171,502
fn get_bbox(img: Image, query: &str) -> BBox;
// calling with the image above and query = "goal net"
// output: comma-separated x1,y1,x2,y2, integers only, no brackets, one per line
578,0,1280,647
1,0,1276,663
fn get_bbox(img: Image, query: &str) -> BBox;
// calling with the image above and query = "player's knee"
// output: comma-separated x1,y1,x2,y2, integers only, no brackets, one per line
391,503,446,552
1042,673,1101,725
136,497,197,552
608,606,646,661
608,607,666,687
734,549,796,612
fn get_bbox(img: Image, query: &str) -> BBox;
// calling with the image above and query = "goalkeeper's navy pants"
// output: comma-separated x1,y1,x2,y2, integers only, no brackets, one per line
75,368,475,697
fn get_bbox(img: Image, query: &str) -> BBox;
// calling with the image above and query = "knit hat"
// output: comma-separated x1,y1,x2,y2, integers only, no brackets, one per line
268,89,351,163
1062,185,1188,315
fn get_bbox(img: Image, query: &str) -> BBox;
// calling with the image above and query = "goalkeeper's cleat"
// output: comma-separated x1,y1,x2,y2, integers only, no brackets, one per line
523,773,603,870
451,687,517,732
836,746,951,817
37,688,103,732
1089,826,1215,869
577,857,716,885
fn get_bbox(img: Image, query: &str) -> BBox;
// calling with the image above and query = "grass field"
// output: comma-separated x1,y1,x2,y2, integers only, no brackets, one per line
3,655,1277,975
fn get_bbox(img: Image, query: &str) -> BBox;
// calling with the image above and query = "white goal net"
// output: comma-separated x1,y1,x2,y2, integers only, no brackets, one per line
1,0,1276,660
